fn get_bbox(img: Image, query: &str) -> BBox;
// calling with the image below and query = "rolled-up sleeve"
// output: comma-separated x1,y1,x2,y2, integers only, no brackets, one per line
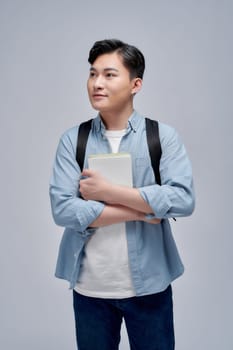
49,129,105,235
139,124,195,219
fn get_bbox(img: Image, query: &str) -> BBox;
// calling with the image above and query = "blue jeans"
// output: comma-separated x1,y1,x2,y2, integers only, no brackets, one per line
73,285,174,350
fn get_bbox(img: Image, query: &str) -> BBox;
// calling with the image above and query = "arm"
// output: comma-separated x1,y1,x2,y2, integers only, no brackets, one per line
80,124,195,219
49,129,105,233
80,169,153,214
89,204,161,228
49,128,158,232
139,125,195,219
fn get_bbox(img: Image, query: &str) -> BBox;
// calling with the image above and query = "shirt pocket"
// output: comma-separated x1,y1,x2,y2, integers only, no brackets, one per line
135,157,149,168
133,157,154,187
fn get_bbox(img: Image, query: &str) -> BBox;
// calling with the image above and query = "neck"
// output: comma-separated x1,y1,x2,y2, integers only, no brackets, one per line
100,105,134,130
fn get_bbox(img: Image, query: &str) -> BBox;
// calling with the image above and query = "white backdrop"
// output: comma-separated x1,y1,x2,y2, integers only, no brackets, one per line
0,1,232,349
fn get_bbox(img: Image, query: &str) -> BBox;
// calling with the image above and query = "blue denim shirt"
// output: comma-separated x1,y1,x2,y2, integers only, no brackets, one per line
49,111,195,294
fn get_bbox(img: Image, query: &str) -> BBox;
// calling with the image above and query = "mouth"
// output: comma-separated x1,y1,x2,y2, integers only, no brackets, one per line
92,94,107,99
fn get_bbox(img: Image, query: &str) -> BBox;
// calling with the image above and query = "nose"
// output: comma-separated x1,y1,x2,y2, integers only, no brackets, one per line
93,75,104,90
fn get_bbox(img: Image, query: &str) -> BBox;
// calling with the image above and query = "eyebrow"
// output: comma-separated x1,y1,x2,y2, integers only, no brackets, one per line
90,67,119,72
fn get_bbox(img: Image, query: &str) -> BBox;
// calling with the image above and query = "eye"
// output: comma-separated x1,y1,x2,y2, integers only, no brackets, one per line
89,71,96,78
106,72,116,78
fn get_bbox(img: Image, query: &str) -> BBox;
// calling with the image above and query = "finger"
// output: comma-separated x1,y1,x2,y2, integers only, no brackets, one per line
81,168,95,177
152,219,161,224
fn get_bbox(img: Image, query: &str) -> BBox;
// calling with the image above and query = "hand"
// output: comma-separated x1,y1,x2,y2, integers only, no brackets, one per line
79,169,114,201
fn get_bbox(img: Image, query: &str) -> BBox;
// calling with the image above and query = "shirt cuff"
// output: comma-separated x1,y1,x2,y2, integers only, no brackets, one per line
139,185,172,218
76,200,105,233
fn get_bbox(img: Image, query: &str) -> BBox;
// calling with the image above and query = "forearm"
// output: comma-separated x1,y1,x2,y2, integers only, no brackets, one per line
80,169,154,214
89,203,161,227
89,204,143,228
104,185,154,214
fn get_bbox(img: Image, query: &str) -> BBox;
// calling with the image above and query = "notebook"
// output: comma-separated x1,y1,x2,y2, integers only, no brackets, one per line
88,153,133,187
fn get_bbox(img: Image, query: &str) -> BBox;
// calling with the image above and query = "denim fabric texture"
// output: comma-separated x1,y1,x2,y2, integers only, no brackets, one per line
73,285,175,350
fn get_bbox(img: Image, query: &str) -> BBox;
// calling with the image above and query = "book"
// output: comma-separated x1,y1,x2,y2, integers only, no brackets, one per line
88,153,133,187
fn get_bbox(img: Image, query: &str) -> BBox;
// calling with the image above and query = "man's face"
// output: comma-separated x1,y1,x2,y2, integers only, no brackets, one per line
87,52,139,114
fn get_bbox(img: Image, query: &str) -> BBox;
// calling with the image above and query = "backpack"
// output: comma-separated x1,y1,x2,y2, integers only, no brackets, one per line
76,118,162,185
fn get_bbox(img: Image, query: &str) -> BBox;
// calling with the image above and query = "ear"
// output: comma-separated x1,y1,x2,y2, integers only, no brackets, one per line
131,78,143,95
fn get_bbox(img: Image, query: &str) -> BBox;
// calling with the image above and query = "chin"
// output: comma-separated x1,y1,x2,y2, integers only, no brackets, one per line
91,102,110,113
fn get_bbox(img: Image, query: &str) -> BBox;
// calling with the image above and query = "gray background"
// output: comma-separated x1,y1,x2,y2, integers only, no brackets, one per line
0,0,232,349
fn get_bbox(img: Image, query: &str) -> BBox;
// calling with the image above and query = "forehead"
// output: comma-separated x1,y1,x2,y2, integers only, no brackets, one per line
91,52,128,72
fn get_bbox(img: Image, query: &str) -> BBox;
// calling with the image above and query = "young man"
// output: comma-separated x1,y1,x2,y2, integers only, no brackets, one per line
49,39,195,350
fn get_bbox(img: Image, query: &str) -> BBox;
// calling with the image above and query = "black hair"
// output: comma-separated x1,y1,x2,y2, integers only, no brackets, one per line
88,39,145,79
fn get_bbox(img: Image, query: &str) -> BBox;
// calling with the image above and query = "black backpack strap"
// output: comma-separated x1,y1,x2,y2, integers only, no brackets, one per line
145,118,162,185
76,119,93,171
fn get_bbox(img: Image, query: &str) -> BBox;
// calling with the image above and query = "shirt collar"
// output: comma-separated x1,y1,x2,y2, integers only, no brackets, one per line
92,110,142,134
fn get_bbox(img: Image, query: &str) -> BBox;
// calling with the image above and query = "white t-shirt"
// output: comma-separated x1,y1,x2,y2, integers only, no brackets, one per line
75,129,135,298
